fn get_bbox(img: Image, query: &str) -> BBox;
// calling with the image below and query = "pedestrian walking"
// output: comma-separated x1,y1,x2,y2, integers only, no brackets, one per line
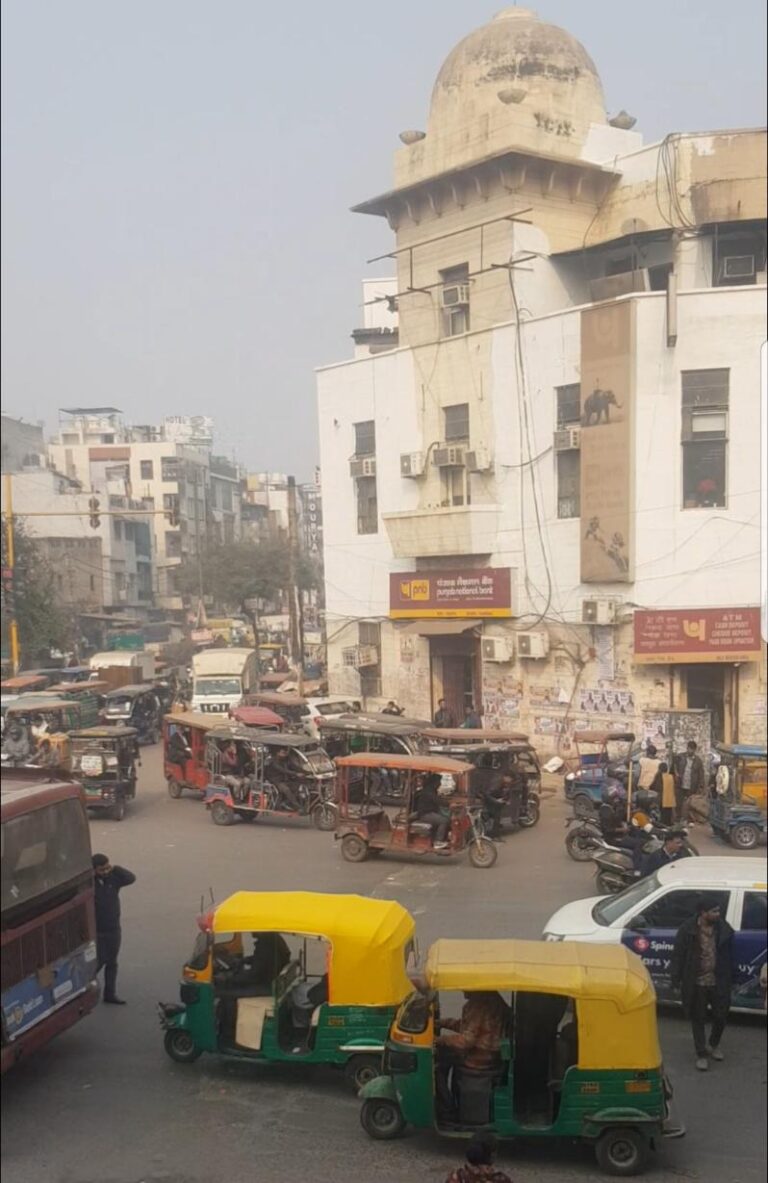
443,1134,513,1183
92,853,136,1005
671,896,733,1071
673,741,706,822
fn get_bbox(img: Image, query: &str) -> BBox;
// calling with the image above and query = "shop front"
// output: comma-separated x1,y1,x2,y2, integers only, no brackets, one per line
634,607,764,743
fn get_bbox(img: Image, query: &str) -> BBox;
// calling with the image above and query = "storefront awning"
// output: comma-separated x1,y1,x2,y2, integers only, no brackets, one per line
399,620,482,637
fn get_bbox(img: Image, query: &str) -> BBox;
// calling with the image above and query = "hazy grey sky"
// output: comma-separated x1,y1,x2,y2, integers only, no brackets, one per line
2,1,766,477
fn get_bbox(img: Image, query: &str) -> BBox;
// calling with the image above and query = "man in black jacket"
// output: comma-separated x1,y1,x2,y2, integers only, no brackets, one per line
92,853,136,1005
671,896,733,1071
673,741,706,822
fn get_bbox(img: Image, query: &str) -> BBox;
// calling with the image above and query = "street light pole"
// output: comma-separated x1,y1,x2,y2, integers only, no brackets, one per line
3,472,21,674
287,476,304,694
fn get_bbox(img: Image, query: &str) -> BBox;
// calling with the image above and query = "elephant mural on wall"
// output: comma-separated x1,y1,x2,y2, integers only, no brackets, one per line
582,386,622,426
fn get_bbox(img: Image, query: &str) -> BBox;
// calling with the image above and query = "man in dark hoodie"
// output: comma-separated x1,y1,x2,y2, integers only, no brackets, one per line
444,1135,513,1183
671,895,733,1071
92,853,136,1005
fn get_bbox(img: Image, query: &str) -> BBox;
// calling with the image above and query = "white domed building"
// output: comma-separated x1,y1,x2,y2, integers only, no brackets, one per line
317,8,767,755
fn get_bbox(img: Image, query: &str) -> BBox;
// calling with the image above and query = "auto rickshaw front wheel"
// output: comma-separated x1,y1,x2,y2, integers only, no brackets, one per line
167,779,183,799
163,1028,202,1064
360,1097,405,1140
312,802,337,831
594,1127,649,1176
730,822,760,849
468,838,498,868
341,834,369,862
344,1053,382,1090
210,800,235,826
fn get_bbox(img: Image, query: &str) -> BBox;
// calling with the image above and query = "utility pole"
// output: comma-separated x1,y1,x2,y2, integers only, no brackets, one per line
3,472,21,674
286,476,304,693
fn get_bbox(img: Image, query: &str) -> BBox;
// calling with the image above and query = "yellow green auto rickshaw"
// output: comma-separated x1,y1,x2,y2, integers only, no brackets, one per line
159,890,415,1089
360,939,683,1176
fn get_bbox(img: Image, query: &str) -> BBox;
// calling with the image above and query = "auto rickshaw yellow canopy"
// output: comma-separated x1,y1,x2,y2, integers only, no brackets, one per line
211,891,415,1007
425,939,661,1072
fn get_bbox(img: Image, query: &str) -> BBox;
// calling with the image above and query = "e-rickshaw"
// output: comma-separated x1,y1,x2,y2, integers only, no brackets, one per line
334,753,497,868
38,680,108,727
1,696,82,771
229,704,286,731
424,728,530,747
101,684,162,743
164,711,221,798
319,716,430,803
69,725,139,820
244,691,309,729
158,891,415,1090
564,731,638,817
360,939,683,1176
710,744,767,849
205,730,337,830
433,739,542,832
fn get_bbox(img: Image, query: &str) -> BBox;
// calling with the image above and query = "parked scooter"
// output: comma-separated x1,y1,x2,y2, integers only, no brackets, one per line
591,827,700,894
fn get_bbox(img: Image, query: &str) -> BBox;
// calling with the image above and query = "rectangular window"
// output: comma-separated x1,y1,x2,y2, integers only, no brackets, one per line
354,421,376,457
163,493,179,513
140,460,154,480
444,403,469,442
440,263,470,337
557,450,581,519
165,532,182,558
359,621,381,647
713,228,766,287
441,467,469,507
113,520,122,540
161,456,179,482
89,575,96,592
681,369,729,508
556,384,581,427
356,476,378,535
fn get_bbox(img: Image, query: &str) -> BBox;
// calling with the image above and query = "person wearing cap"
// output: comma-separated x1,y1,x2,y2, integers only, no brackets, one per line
444,1133,513,1183
92,854,136,1005
671,895,734,1071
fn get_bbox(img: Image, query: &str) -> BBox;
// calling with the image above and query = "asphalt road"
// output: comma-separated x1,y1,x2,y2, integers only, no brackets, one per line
2,745,766,1183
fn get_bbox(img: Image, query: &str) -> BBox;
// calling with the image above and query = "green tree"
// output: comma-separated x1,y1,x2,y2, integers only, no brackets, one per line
1,522,74,666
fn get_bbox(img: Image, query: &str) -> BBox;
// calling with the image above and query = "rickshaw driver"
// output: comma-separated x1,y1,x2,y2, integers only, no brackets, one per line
414,772,450,847
265,746,303,813
435,990,510,1114
168,725,192,765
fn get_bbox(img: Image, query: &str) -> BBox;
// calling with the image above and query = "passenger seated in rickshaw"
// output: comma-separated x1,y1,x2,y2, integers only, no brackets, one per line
436,990,510,1118
414,772,450,847
168,726,192,765
287,974,329,1049
265,747,302,812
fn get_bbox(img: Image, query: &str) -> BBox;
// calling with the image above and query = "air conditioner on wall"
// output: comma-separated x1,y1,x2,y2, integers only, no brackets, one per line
553,428,581,452
481,636,515,663
465,448,492,472
433,445,466,467
400,452,425,478
441,283,470,308
721,255,755,279
517,630,550,659
350,457,376,478
582,598,619,626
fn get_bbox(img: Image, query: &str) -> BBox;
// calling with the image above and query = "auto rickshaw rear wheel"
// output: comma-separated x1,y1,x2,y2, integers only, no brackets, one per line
167,779,183,799
730,822,759,849
163,1028,202,1064
468,838,498,868
111,796,126,822
210,800,234,826
360,1097,405,1140
344,1053,382,1090
594,1126,649,1176
519,795,541,828
312,802,337,831
341,834,369,862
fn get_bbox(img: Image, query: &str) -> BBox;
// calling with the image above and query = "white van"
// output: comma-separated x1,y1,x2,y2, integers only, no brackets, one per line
191,648,257,715
543,856,767,1013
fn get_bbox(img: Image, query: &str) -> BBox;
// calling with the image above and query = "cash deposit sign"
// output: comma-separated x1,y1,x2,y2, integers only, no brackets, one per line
634,607,763,664
389,569,512,619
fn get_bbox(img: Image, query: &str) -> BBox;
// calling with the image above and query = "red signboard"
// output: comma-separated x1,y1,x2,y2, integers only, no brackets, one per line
389,569,512,619
634,607,763,664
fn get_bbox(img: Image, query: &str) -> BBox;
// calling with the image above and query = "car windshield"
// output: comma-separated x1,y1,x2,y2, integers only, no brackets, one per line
105,698,132,712
592,872,662,926
304,750,335,774
315,701,355,716
196,678,242,697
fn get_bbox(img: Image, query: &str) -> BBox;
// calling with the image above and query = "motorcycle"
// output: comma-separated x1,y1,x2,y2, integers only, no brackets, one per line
564,815,604,861
592,829,700,894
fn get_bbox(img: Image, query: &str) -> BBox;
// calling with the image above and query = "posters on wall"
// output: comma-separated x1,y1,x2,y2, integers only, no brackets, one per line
578,687,634,717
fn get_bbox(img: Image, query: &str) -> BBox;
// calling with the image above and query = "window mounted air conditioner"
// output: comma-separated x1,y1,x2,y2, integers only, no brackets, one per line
350,457,376,478
721,255,755,280
433,445,466,467
581,599,619,626
481,636,515,663
517,631,549,659
400,452,425,478
553,428,581,452
441,283,471,308
465,448,492,472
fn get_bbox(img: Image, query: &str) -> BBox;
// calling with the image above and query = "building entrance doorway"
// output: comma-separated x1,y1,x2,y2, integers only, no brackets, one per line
429,635,479,727
685,664,728,742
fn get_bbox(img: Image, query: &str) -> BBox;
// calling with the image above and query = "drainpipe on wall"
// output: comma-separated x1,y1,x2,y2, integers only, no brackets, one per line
733,664,740,742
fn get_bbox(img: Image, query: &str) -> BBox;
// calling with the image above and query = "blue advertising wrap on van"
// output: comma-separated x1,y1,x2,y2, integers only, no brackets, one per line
622,929,767,1012
1,941,97,1040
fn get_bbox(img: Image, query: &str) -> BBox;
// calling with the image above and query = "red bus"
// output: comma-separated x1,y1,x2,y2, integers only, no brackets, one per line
1,774,99,1073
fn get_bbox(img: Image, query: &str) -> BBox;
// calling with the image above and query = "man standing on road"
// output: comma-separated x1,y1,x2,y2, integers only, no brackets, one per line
92,854,136,1005
673,741,706,822
671,896,733,1071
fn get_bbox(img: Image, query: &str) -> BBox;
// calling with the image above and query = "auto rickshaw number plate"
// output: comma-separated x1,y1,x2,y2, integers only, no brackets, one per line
80,755,103,774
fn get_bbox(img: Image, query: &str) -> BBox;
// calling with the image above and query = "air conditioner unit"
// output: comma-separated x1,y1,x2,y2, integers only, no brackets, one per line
481,636,515,663
400,451,425,478
342,644,379,669
441,283,470,308
465,448,493,472
350,457,376,478
433,445,466,467
553,428,581,452
721,255,755,279
517,630,550,659
582,598,619,626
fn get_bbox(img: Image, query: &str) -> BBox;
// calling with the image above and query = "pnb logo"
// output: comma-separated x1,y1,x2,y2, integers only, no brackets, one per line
400,579,430,602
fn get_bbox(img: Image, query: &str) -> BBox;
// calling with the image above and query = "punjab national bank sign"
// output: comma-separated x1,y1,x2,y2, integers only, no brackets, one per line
634,607,763,664
389,569,512,619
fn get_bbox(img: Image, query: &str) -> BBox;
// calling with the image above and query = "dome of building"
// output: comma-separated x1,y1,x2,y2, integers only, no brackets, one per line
424,7,606,170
